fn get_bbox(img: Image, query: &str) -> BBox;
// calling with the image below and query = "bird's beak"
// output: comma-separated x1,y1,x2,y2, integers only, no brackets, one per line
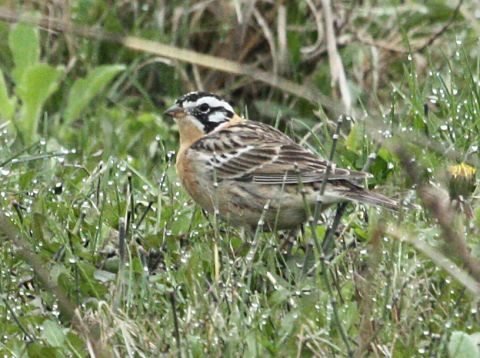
164,104,185,118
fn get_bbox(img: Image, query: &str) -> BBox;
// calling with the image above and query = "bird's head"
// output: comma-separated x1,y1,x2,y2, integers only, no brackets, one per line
165,92,237,135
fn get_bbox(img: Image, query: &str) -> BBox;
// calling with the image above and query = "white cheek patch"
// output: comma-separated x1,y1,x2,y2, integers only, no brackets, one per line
196,96,234,113
208,111,229,123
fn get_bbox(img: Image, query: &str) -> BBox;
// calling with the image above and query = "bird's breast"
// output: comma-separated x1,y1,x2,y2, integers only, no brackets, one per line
176,148,216,212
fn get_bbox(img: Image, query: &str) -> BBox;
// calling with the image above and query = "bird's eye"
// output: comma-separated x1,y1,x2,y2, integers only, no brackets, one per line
198,103,210,112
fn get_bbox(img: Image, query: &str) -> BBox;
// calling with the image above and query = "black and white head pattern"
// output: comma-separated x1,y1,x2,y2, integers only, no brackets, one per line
176,92,235,133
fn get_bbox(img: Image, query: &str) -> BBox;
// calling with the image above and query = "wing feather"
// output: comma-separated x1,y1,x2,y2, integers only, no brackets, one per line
192,121,371,184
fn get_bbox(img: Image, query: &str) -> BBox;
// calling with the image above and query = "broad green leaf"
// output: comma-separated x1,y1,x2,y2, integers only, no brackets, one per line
27,343,62,358
41,320,66,347
8,22,40,83
345,123,359,152
64,64,125,123
0,69,15,121
448,331,480,358
16,63,63,143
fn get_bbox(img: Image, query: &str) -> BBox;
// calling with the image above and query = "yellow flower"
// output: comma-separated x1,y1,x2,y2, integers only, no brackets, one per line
448,163,476,180
448,163,476,199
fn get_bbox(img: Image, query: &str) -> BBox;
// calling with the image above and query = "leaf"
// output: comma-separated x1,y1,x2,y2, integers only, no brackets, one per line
345,124,359,152
41,320,65,347
8,22,40,83
64,64,125,123
448,331,480,358
27,343,62,358
0,69,15,121
16,63,63,143
94,269,117,282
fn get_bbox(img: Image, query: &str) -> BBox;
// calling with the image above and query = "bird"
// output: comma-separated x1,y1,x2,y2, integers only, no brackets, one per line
165,91,397,231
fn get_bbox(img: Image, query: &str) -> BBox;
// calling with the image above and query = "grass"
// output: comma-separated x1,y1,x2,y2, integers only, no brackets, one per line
0,1,479,357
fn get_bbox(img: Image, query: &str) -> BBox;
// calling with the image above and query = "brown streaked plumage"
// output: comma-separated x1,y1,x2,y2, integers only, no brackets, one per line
166,91,397,230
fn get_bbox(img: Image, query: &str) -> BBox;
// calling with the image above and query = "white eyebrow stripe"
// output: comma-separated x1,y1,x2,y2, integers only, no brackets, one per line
196,96,233,112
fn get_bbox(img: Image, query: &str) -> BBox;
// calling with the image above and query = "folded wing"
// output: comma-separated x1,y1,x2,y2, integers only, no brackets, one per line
192,121,371,184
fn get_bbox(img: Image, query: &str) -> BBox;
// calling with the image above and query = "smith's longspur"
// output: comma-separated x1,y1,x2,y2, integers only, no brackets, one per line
165,91,397,231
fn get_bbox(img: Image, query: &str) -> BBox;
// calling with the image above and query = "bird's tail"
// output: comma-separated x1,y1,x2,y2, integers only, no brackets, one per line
342,189,399,211
328,182,399,211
